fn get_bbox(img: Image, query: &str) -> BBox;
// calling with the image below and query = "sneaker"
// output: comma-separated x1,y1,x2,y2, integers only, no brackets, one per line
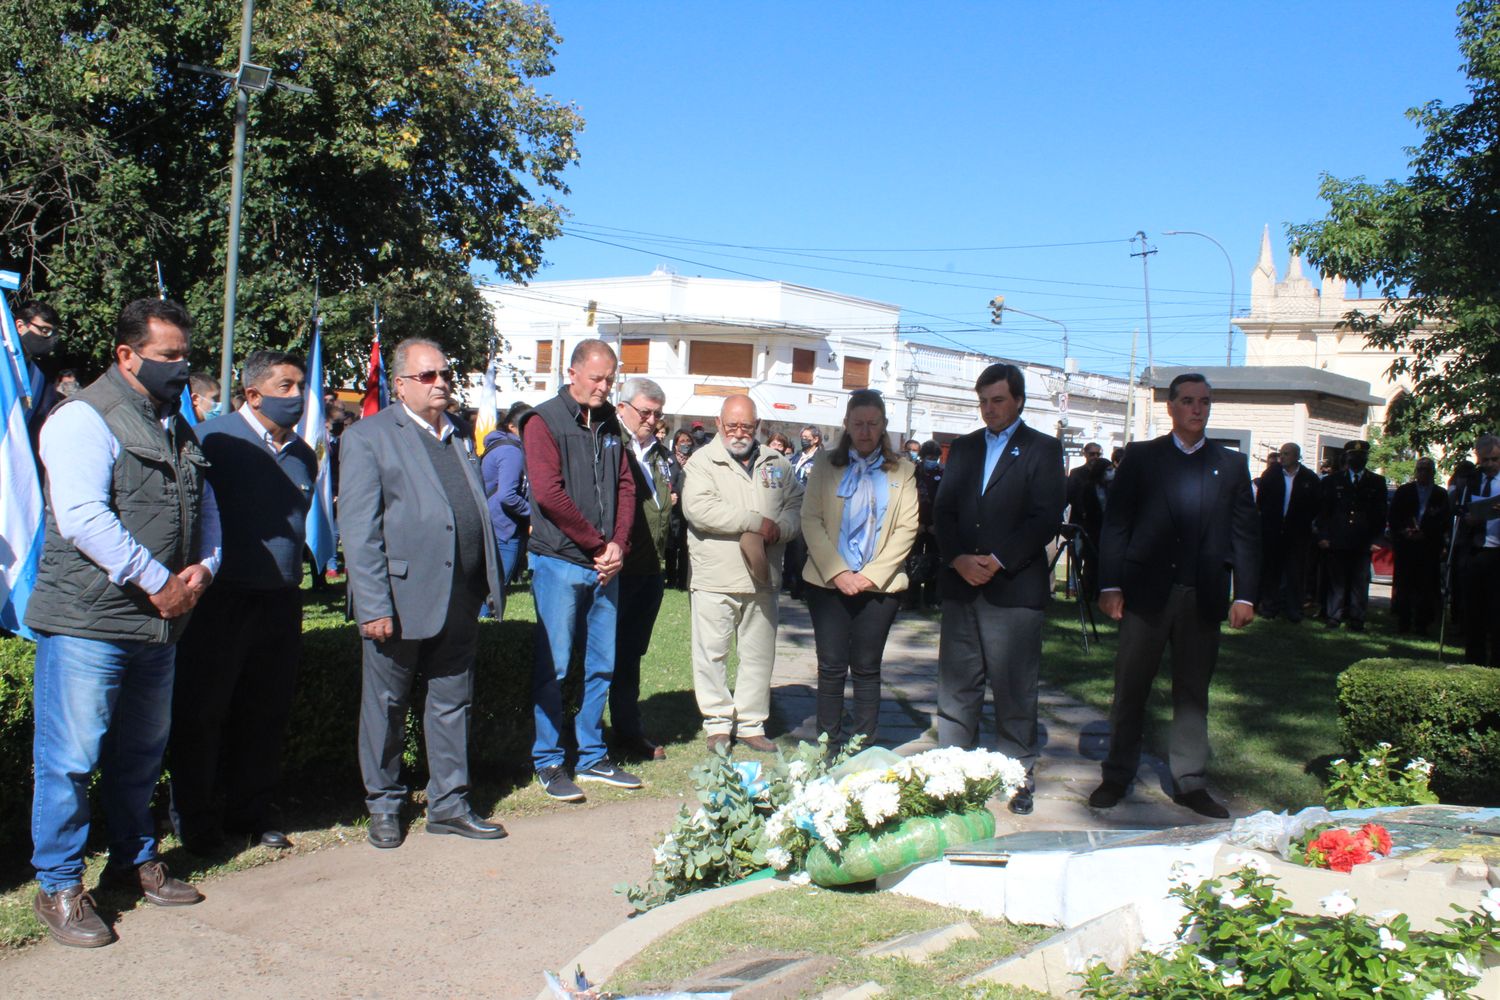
576,759,643,789
537,765,585,802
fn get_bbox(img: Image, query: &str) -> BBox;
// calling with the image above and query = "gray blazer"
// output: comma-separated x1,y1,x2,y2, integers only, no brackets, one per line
340,404,503,640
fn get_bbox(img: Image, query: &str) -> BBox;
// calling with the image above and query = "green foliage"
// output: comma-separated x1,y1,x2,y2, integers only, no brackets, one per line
0,0,582,382
1337,658,1500,804
0,641,36,861
1323,742,1439,811
1080,864,1500,999
1290,0,1500,455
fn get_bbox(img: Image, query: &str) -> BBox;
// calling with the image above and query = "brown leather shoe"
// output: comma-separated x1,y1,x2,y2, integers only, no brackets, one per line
102,859,202,907
706,733,731,755
33,886,112,948
736,734,779,753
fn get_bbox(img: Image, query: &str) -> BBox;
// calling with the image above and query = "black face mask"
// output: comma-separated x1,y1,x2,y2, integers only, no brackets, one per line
21,333,56,358
257,392,306,430
133,356,192,406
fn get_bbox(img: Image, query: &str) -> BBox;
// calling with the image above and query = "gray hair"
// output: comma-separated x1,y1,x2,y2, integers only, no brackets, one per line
1476,434,1500,455
620,377,665,405
393,337,443,376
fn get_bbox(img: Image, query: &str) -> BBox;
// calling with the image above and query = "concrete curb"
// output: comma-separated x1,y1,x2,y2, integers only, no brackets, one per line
534,876,791,1000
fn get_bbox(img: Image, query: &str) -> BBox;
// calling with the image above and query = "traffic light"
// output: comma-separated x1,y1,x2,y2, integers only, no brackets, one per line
584,299,598,327
989,296,1005,324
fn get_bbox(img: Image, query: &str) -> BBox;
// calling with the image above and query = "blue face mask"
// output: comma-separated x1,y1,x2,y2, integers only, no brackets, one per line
256,392,306,430
922,458,940,469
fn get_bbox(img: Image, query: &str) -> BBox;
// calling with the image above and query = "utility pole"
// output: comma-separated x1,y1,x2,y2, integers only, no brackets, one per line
1131,232,1157,436
1124,329,1138,444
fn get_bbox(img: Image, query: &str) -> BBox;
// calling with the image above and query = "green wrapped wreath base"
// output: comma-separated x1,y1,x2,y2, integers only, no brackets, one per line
804,808,997,887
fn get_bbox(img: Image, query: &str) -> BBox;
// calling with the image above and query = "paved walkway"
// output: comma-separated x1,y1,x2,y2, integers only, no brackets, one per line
770,595,1240,833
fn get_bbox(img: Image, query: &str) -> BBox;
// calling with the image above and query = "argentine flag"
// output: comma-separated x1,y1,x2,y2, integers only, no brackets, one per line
0,272,44,638
298,316,337,574
473,355,498,457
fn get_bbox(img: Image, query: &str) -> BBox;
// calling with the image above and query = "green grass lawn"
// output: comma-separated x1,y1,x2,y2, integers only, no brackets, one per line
608,886,1049,999
1038,594,1442,810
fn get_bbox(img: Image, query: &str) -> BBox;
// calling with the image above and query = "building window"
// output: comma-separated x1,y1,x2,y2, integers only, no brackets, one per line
792,348,815,385
688,340,754,378
620,338,650,374
842,356,871,390
535,339,554,376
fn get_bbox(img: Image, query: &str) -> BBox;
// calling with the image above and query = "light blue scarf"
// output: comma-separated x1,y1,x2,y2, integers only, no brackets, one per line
837,449,885,572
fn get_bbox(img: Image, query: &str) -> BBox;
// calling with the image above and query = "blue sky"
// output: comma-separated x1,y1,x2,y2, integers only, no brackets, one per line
490,2,1470,378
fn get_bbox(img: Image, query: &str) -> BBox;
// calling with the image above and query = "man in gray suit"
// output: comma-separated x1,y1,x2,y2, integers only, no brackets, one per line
340,338,505,848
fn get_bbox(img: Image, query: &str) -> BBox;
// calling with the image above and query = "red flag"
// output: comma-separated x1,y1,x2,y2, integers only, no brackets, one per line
361,334,388,417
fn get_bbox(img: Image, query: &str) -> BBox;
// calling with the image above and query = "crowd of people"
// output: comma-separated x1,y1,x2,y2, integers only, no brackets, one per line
12,295,1500,950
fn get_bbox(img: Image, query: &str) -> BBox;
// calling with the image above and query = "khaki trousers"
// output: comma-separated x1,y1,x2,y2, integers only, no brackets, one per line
691,589,778,737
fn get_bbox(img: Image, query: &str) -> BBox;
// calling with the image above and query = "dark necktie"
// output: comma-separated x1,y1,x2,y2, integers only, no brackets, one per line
1485,475,1495,497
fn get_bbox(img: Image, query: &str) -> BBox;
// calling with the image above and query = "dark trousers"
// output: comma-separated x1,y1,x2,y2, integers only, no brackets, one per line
937,599,1044,778
1324,548,1372,625
612,572,665,740
169,585,302,841
1259,533,1309,621
806,586,901,747
1392,539,1442,632
1103,585,1221,794
1462,549,1500,666
784,537,809,598
358,583,483,820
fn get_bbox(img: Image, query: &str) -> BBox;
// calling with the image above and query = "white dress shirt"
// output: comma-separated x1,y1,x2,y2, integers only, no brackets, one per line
40,399,222,595
402,403,455,442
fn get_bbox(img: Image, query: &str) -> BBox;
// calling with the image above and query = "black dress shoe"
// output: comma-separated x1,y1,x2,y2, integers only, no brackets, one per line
368,813,403,850
1008,788,1034,815
1172,789,1230,819
426,810,508,840
252,830,293,850
1088,781,1129,809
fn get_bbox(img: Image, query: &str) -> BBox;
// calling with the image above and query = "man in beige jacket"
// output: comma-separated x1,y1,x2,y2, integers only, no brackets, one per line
682,395,803,752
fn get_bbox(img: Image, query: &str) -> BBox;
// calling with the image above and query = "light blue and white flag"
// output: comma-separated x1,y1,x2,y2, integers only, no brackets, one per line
0,272,44,638
179,383,198,426
298,312,337,574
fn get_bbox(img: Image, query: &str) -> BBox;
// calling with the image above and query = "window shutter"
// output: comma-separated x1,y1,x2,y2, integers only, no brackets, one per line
792,348,815,385
688,340,754,377
842,356,871,389
620,338,650,374
535,340,554,375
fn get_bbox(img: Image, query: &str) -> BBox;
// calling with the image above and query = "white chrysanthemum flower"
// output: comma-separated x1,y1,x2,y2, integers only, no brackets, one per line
765,846,791,870
789,871,811,886
857,781,901,826
1217,890,1251,910
764,810,788,843
787,759,810,781
1320,891,1356,917
1378,927,1407,952
1221,968,1244,988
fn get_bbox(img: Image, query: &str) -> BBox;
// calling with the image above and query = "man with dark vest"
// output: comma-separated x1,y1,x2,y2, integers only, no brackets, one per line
522,339,639,802
934,363,1066,816
1255,442,1320,623
1089,373,1259,820
25,298,218,947
167,350,317,853
341,338,506,848
1316,439,1387,631
613,376,677,762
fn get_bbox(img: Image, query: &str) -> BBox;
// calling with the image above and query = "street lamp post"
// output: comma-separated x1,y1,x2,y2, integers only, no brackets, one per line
902,370,919,445
1163,229,1237,366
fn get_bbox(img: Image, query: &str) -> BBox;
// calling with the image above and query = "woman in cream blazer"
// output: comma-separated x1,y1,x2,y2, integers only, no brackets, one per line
801,389,920,750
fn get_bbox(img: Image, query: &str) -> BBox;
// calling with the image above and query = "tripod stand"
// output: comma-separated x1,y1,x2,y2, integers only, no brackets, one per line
1050,523,1099,651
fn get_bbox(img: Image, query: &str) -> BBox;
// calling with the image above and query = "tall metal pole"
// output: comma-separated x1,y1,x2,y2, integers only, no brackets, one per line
1131,232,1157,436
1124,329,1138,444
1163,229,1236,366
217,0,256,406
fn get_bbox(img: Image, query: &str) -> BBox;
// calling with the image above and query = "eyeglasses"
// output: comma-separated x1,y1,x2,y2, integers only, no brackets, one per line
398,368,454,385
721,422,757,434
623,400,663,421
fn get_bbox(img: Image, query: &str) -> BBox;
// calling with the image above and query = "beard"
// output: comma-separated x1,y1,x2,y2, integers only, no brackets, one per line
726,436,755,458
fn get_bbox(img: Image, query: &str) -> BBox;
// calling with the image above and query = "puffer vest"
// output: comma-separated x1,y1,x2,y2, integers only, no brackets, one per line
25,367,208,644
521,388,623,568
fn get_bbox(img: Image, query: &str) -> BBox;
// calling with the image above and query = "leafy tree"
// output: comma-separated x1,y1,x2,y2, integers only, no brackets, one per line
1290,0,1500,456
0,0,581,386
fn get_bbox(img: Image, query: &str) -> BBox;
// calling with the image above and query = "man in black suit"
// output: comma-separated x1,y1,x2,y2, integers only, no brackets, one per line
1255,442,1320,623
1088,373,1259,819
934,363,1066,816
1317,439,1387,631
1458,435,1500,665
1389,457,1450,636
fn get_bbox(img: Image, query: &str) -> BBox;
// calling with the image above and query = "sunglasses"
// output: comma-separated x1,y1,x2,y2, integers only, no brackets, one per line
623,400,663,421
399,368,454,385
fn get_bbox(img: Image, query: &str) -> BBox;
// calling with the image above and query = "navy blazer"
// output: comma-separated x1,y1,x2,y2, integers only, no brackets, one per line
1256,464,1321,542
1098,435,1260,622
933,420,1066,609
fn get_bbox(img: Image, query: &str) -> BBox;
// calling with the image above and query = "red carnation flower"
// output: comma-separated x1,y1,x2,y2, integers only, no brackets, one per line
1359,823,1393,856
1325,842,1374,873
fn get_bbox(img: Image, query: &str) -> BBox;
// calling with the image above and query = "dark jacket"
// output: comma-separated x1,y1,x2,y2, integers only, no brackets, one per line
520,388,635,568
1256,464,1321,542
25,367,208,643
1317,468,1388,550
1389,480,1450,554
1098,434,1260,623
934,421,1066,609
622,438,678,576
481,428,529,544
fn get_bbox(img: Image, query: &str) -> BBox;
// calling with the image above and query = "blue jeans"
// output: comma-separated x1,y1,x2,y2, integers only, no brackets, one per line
497,538,522,587
31,633,175,892
531,553,618,771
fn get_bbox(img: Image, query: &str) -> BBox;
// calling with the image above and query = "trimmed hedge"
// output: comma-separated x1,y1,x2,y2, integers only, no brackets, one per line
0,605,536,863
1337,657,1500,804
